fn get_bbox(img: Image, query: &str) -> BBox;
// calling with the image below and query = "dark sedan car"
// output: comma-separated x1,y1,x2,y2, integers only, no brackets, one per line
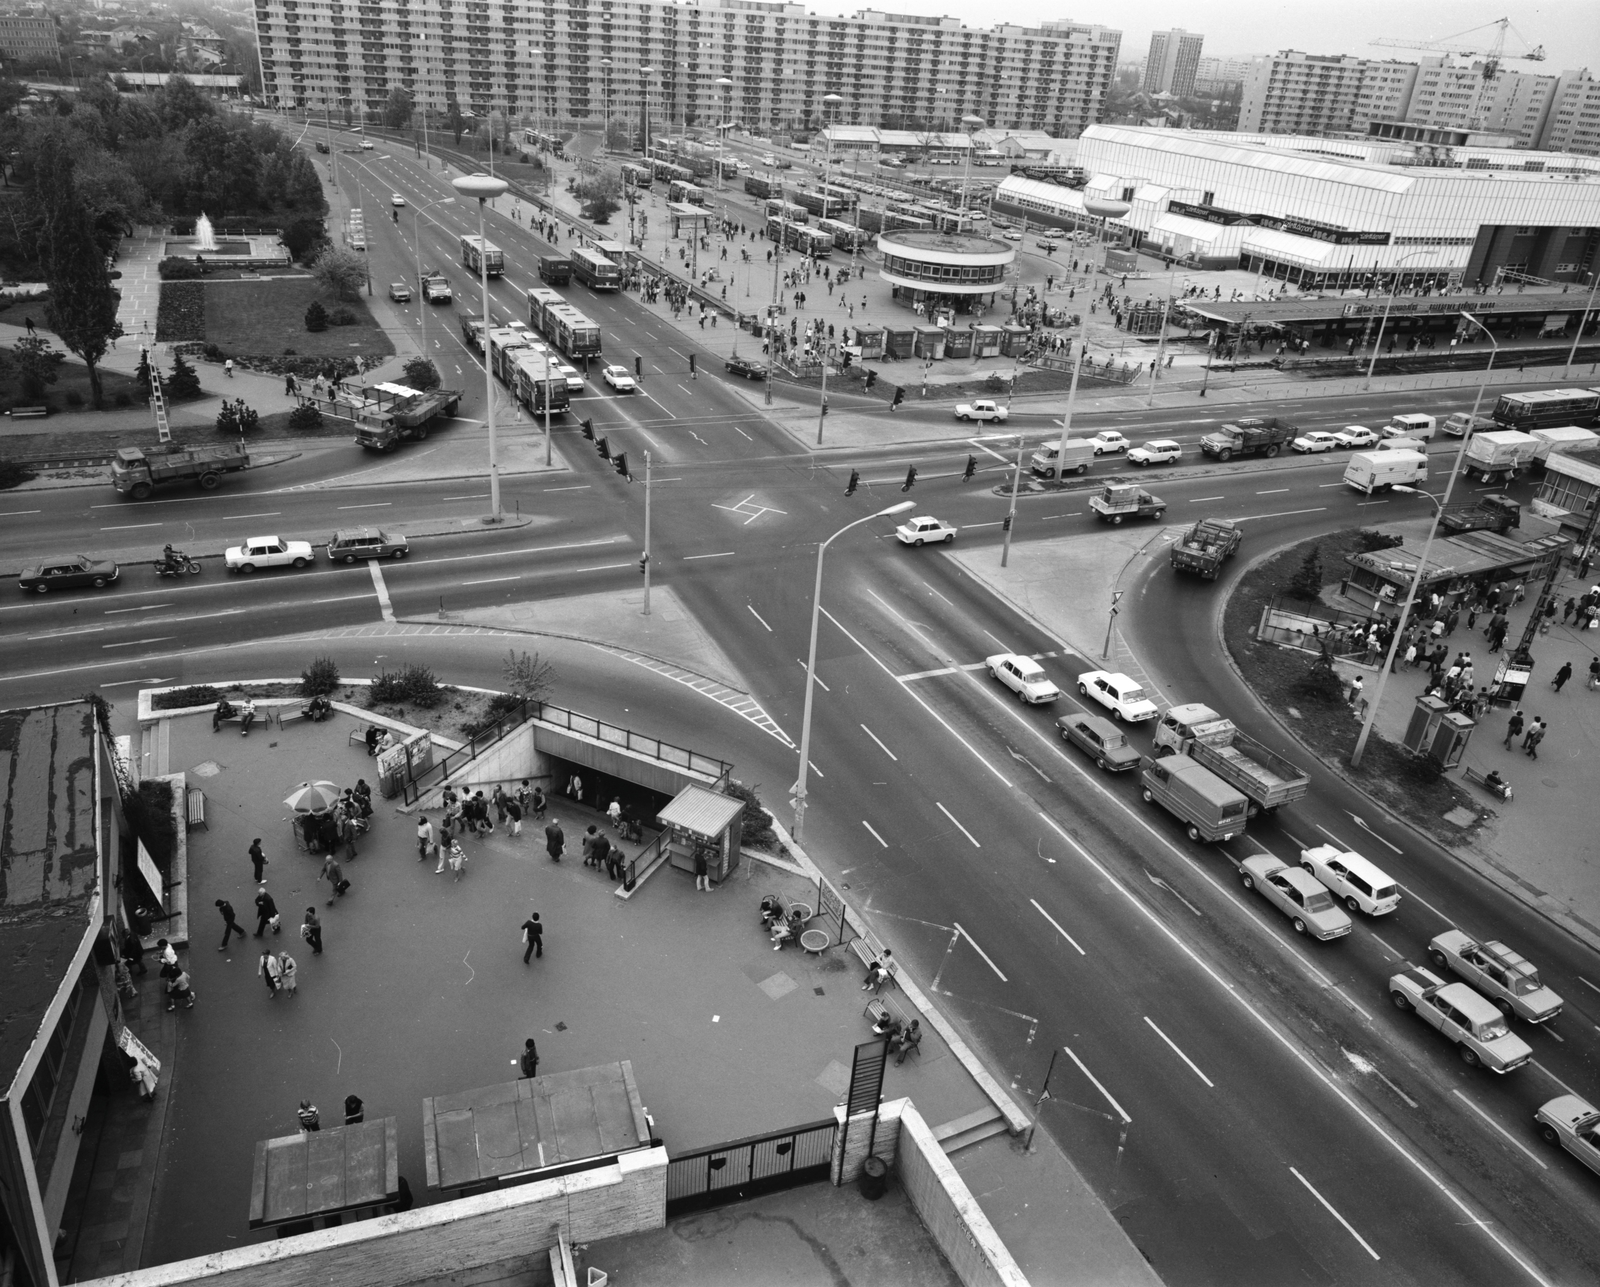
19,555,120,594
725,356,769,380
1055,712,1140,772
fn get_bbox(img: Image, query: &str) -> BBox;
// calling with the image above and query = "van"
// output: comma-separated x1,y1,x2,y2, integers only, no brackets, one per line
1343,449,1427,494
1442,412,1493,438
1029,438,1096,478
1299,845,1401,916
1138,754,1249,843
1386,413,1436,441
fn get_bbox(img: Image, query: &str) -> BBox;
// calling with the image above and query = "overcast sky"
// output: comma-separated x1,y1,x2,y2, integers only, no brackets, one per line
793,2,1597,72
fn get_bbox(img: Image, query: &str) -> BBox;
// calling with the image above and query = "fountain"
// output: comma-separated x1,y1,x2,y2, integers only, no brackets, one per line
163,211,291,266
193,212,218,252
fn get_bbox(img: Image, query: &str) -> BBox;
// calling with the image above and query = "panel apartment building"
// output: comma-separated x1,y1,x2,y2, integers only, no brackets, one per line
252,0,1121,139
1142,28,1202,99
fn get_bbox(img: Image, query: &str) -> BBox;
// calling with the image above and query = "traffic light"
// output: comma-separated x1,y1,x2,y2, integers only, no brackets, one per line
901,465,917,492
845,469,859,496
864,369,878,392
689,353,697,377
962,454,977,482
1002,515,1012,532
613,452,631,481
820,397,829,418
638,552,649,574
841,349,853,368
891,387,904,411
595,435,610,459
634,355,642,380
581,417,595,441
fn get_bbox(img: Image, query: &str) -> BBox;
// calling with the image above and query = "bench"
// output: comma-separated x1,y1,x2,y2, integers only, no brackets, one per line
349,725,375,748
10,405,47,419
776,891,813,924
1462,765,1513,802
275,707,310,729
864,994,911,1037
185,787,207,831
849,929,898,992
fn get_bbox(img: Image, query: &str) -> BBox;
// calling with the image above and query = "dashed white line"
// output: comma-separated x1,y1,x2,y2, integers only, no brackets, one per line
441,493,488,501
1144,1016,1214,1088
101,522,164,531
685,551,735,560
1030,899,1085,955
1290,1167,1380,1260
937,802,981,847
860,724,898,760
1578,976,1600,996
796,658,830,691
862,821,888,848
1452,1090,1548,1170
543,485,591,492
954,922,1007,982
1234,507,1328,521
1257,488,1290,495
222,512,282,520
103,636,175,649
338,502,392,509
747,604,773,632
106,604,171,614
461,575,520,586
1189,495,1225,503
28,626,106,641
1061,1043,1131,1124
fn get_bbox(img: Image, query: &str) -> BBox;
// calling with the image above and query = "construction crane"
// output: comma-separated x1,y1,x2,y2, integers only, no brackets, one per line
1372,17,1545,81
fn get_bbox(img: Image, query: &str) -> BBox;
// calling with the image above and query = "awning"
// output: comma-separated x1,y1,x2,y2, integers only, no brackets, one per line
657,784,745,838
1240,228,1342,267
1151,212,1224,244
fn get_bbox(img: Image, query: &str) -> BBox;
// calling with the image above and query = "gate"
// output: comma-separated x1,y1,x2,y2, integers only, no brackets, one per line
665,1119,836,1216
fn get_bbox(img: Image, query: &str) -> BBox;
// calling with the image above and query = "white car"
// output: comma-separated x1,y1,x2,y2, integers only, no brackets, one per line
895,515,957,546
1089,431,1129,456
761,153,778,166
954,399,1008,423
1333,425,1378,448
601,363,637,392
1292,431,1341,454
1537,1096,1600,1176
360,139,374,150
1428,932,1562,1023
391,193,406,207
1389,966,1532,1073
1299,845,1400,916
1002,230,1022,242
986,653,1061,704
1239,854,1353,940
225,535,315,574
1127,439,1181,467
1076,670,1159,722
1043,228,1065,238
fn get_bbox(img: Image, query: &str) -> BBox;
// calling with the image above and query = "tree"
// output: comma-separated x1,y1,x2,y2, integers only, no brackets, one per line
304,300,329,331
134,347,154,401
502,649,554,702
402,356,440,391
446,100,466,144
575,171,620,225
282,214,326,264
166,350,202,400
10,335,66,399
605,119,632,152
311,247,367,302
1287,545,1324,601
383,87,414,130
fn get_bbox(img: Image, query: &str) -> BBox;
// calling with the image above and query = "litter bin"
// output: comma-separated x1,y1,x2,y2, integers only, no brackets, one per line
858,1155,888,1200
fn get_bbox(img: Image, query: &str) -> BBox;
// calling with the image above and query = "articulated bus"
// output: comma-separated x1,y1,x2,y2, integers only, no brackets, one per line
522,129,565,157
652,160,695,185
1491,388,1600,432
527,286,566,334
743,174,780,200
544,304,602,360
766,217,833,257
621,162,653,190
569,247,622,291
818,217,870,252
764,198,808,225
668,179,707,205
793,190,850,219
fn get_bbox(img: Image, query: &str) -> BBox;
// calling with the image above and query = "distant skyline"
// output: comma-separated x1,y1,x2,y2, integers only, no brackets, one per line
790,2,1598,73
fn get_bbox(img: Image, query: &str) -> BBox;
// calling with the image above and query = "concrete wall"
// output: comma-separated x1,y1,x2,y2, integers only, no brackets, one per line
78,1146,668,1287
831,1100,904,1187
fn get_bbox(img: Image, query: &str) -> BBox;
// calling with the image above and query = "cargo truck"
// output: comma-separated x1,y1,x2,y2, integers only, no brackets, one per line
1138,753,1250,842
1439,495,1520,534
537,255,572,286
460,234,505,278
112,443,251,500
294,382,462,451
1029,439,1095,478
417,266,453,304
1464,429,1539,484
1088,479,1166,524
1343,449,1427,493
461,310,486,350
1170,518,1242,579
1200,417,1296,461
1151,703,1309,816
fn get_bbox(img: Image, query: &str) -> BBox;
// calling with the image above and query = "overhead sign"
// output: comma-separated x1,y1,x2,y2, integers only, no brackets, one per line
1167,200,1391,246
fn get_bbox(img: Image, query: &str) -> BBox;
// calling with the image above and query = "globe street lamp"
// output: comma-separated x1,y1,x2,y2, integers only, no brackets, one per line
411,196,456,364
451,171,511,520
959,113,985,216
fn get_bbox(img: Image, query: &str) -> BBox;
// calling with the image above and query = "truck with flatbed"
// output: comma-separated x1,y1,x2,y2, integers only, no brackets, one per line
1170,518,1242,579
112,443,251,499
293,381,462,451
1088,479,1166,524
1464,429,1539,484
1439,495,1520,534
1152,702,1309,815
418,265,452,304
461,310,486,350
1200,417,1296,461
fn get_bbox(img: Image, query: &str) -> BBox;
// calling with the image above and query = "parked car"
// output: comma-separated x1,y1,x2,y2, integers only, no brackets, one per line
725,356,769,380
1299,845,1400,916
895,515,957,546
18,554,120,594
601,364,637,392
225,535,315,574
1056,712,1140,771
388,281,412,302
1333,425,1379,448
1536,1096,1600,1176
1089,431,1129,456
326,528,409,563
1389,966,1533,1072
391,193,406,207
985,653,1060,704
1127,439,1182,467
1077,670,1159,722
1239,854,1353,939
955,400,1008,423
1427,932,1562,1023
1292,431,1341,454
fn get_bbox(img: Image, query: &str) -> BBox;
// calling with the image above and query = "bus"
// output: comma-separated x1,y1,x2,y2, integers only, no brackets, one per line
818,217,870,252
713,157,741,179
744,175,779,200
652,160,695,185
460,235,505,278
794,190,850,219
544,304,602,360
766,217,833,257
1491,388,1600,432
527,286,566,334
881,209,933,234
589,239,629,264
668,179,707,205
621,162,653,190
647,141,677,165
764,198,808,225
569,247,622,291
522,129,565,158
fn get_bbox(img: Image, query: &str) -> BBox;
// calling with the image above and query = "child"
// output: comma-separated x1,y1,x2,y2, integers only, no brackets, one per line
449,839,467,882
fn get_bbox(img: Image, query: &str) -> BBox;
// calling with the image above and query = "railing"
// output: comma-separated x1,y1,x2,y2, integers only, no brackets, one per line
814,873,849,948
401,697,538,804
665,1118,837,1216
620,827,665,893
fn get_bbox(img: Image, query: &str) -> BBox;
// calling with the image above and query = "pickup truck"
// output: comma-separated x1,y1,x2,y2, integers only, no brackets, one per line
1170,519,1241,580
1200,417,1296,461
954,399,1008,424
1438,495,1519,534
1152,702,1309,814
1088,480,1166,524
1389,967,1533,1073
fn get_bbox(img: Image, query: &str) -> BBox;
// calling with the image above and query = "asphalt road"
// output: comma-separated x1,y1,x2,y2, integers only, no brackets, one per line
12,127,1600,1284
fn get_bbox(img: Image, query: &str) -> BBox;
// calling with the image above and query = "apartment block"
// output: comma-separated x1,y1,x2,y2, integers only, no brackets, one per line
1192,54,1252,94
1143,28,1202,99
1406,59,1559,147
1352,59,1418,127
252,0,1121,140
1238,51,1375,135
0,12,60,60
1541,68,1600,157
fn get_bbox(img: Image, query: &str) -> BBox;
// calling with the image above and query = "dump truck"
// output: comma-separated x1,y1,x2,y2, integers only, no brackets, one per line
1200,417,1296,461
1464,429,1539,484
112,443,251,500
1152,702,1310,816
1088,479,1166,524
1439,495,1520,534
1170,518,1242,579
417,266,453,304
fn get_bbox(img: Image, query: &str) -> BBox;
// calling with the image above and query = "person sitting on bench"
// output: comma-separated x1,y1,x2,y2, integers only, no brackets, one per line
759,894,782,929
891,1019,921,1064
365,725,382,756
871,1010,902,1041
1484,769,1506,792
212,698,236,732
770,910,803,949
305,694,332,722
862,949,894,993
239,698,257,737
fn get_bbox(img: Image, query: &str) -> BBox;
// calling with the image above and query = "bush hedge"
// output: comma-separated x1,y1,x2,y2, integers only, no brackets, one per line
151,684,222,710
156,282,206,342
370,664,444,708
159,257,206,280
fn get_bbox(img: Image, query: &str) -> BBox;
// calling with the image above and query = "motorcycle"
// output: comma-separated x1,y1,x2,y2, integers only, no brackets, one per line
153,552,202,578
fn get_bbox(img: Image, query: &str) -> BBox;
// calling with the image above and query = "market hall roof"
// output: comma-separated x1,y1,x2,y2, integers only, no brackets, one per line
1178,290,1598,328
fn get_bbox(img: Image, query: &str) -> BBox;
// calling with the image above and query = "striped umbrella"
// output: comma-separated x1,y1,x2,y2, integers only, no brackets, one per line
284,781,341,814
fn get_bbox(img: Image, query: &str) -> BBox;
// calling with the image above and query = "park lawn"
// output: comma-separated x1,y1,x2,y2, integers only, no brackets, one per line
201,278,395,361
0,347,147,413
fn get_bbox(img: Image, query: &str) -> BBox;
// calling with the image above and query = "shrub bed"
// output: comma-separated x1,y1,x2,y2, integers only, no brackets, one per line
156,282,206,342
151,684,223,710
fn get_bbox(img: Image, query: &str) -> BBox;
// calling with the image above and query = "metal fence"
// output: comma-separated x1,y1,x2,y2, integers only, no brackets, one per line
402,696,538,805
665,1119,837,1216
814,874,850,948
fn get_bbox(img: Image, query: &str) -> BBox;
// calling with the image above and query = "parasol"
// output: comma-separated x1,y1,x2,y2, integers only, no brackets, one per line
284,781,341,814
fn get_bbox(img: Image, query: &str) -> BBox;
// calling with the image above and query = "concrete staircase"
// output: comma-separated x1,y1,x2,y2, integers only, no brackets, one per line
933,1105,1009,1154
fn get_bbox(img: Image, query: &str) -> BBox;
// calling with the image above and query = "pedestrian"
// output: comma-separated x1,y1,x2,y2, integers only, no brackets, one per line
301,907,323,954
568,772,583,802
694,847,710,892
1521,717,1543,751
516,779,534,817
217,898,247,951
448,838,467,881
519,1038,540,1078
297,1100,321,1132
24,315,35,335
416,814,437,863
248,880,279,937
521,911,543,963
493,784,508,827
582,824,601,868
1553,661,1573,692
1403,641,1419,669
258,948,282,998
862,949,894,991
506,793,523,837
164,965,195,1011
545,817,565,863
225,358,234,378
321,854,347,904
1525,719,1547,758
340,810,359,860
156,938,178,970
278,951,298,997
608,796,623,830
344,1094,364,1125
1590,656,1600,690
893,1019,922,1065
122,928,148,976
249,837,268,882
1564,597,1578,624
1347,674,1364,709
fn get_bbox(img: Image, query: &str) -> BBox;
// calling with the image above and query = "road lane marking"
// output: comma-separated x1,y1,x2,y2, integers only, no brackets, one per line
1452,1090,1547,1170
864,588,941,651
222,512,281,520
309,593,381,604
1234,508,1327,522
1144,1016,1214,1087
1342,1048,1417,1107
1188,495,1225,502
103,636,175,648
1290,1168,1380,1260
1256,488,1290,495
860,725,898,760
734,426,752,440
1532,1059,1581,1098
937,802,980,847
368,561,395,622
954,922,1006,981
1030,898,1085,955
106,604,171,614
101,522,164,531
1579,976,1600,995
964,520,1003,529
747,605,773,632
684,551,735,560
339,502,393,510
1061,1044,1130,1124
572,563,635,574
28,626,106,640
461,575,521,586
0,509,41,516
413,537,623,567
441,494,488,501
1357,500,1389,507
862,821,887,848
796,658,830,691
543,485,591,492
1368,932,1405,962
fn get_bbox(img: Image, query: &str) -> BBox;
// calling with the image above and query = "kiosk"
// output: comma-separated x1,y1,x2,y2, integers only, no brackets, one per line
657,783,747,882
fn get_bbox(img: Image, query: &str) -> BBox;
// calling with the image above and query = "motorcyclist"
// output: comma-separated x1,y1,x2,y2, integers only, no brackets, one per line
161,544,180,573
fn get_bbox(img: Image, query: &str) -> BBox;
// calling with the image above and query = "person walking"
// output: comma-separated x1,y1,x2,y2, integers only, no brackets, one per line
531,785,547,820
301,907,323,954
448,838,467,882
164,965,195,1011
1553,661,1574,693
258,948,282,998
297,1100,321,1132
1525,719,1548,758
278,951,298,997
344,1094,364,1125
694,848,710,892
321,854,347,904
122,928,148,976
416,815,437,864
607,797,623,830
518,1038,540,1079
1589,655,1600,690
249,838,268,882
545,817,565,863
506,793,523,837
521,912,543,963
340,810,359,860
254,885,280,937
217,898,247,951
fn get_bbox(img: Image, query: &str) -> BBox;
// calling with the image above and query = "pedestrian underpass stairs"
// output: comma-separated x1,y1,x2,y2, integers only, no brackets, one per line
933,1105,1010,1154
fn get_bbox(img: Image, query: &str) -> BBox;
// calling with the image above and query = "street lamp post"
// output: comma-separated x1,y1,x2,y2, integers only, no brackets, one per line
642,449,652,615
1363,250,1439,392
959,114,985,217
1000,437,1024,567
411,196,457,363
451,172,511,520
1350,311,1497,768
793,501,916,841
600,59,613,154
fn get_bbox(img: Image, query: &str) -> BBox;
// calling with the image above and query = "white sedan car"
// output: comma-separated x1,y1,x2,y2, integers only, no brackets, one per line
225,535,315,574
391,193,407,207
986,653,1061,704
1127,439,1182,467
1077,670,1159,722
1090,430,1130,456
895,515,957,546
1292,431,1341,454
1333,424,1379,448
1001,230,1023,242
1537,1096,1600,1177
601,363,637,392
1239,854,1352,940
